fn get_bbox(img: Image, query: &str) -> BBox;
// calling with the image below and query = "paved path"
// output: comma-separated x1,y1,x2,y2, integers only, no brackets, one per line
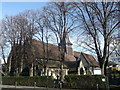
1,85,79,90
2,85,120,90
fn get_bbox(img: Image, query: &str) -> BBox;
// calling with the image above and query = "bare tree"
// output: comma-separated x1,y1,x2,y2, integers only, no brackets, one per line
0,29,7,65
44,2,78,82
0,22,8,75
1,16,18,76
17,10,38,76
1,10,37,76
75,2,120,75
33,9,52,76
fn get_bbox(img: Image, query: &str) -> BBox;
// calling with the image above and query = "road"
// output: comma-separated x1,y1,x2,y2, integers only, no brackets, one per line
2,88,50,90
2,88,120,90
2,88,79,90
1,85,79,90
1,85,120,90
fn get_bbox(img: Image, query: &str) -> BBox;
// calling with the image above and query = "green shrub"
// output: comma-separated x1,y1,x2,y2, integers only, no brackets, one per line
64,75,108,90
108,74,120,85
2,76,54,88
2,75,109,89
109,77,120,85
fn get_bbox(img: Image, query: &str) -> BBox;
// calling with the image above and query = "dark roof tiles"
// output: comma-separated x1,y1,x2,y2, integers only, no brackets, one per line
74,51,99,67
27,40,99,67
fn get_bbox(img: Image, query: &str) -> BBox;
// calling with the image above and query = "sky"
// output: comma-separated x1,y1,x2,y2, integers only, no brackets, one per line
0,2,82,64
1,2,48,19
0,2,79,46
0,2,49,64
1,1,115,64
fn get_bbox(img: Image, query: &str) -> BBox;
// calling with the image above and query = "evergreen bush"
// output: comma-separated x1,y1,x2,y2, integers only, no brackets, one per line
2,76,54,88
64,75,108,90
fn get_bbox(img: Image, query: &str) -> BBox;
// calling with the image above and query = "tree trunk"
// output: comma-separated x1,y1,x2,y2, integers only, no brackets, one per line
101,58,108,76
101,65,105,75
60,62,64,82
104,57,109,76
43,65,47,76
19,59,23,74
29,63,33,77
34,64,36,76
8,56,12,75
16,68,19,76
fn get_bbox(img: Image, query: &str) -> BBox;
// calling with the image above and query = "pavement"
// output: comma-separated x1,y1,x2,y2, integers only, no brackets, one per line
1,85,120,90
0,85,79,90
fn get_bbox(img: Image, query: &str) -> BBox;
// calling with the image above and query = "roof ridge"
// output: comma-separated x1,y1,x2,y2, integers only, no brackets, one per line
32,39,58,47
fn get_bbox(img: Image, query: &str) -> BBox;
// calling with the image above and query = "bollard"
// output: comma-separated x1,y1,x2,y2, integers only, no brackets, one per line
47,76,48,90
34,82,36,89
106,77,109,90
97,84,99,90
53,80,55,88
60,82,62,90
15,81,17,88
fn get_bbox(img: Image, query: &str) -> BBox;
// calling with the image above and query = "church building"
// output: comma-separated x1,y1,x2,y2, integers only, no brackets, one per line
7,36,100,78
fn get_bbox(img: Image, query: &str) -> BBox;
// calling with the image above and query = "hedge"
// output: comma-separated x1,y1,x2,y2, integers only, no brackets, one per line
108,74,120,85
2,76,54,88
2,75,109,89
63,75,108,90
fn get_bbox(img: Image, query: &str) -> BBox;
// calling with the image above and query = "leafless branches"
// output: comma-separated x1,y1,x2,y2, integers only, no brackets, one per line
75,2,120,75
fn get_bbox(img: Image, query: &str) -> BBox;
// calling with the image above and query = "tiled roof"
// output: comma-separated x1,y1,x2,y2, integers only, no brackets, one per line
82,53,99,67
74,51,99,67
46,60,68,68
65,54,76,62
31,40,60,61
31,39,76,62
74,51,81,57
31,40,99,67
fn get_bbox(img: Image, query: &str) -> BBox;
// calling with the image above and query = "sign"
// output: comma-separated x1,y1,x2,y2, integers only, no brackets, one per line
93,68,101,75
